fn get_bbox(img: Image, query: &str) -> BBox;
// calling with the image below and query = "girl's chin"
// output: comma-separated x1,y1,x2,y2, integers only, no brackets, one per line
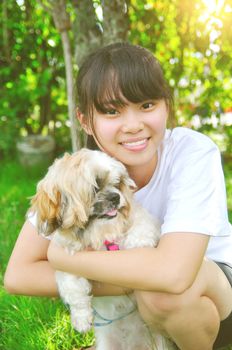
119,153,157,168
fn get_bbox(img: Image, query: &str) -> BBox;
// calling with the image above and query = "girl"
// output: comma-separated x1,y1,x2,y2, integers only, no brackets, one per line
4,42,232,350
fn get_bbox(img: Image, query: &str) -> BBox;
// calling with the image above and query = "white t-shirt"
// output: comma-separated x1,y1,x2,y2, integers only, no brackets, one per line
135,127,232,267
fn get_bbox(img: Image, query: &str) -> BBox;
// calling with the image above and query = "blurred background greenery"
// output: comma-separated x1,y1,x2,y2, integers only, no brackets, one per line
0,0,232,158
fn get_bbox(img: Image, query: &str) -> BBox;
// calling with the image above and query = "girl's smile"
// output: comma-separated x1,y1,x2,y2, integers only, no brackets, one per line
120,137,150,151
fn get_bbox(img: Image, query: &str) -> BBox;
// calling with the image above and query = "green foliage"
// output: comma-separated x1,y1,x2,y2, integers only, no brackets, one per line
129,0,232,153
0,0,71,157
0,0,231,156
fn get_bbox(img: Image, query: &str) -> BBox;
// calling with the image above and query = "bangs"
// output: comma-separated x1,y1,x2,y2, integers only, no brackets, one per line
77,43,173,124
92,51,169,114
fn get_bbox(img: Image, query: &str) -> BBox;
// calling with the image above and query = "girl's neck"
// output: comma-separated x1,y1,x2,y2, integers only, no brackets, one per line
127,152,158,190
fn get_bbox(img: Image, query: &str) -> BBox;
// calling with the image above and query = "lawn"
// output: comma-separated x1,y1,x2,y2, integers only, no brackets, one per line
0,157,231,350
0,159,94,350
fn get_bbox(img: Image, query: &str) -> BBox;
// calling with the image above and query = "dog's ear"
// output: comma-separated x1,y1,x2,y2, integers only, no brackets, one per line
120,175,137,192
58,193,88,230
30,188,61,236
119,175,137,218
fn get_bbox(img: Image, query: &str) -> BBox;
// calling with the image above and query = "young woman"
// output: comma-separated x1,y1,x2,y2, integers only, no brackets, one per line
4,42,232,350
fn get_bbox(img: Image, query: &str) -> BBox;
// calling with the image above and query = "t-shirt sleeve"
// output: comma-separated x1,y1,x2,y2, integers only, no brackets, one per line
27,211,37,227
161,136,230,237
27,211,52,239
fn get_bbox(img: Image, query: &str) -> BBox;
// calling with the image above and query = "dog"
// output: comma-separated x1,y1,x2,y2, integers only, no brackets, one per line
29,149,176,350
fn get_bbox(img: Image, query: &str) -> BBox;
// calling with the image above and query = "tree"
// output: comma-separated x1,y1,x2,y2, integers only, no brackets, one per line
129,0,232,154
1,0,231,157
37,0,130,151
37,0,80,151
0,0,66,156
0,0,130,156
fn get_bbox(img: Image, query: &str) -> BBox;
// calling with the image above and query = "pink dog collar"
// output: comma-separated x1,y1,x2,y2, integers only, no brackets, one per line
104,240,119,251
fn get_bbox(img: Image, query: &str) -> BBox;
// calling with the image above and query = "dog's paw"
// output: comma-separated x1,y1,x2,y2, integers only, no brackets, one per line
71,317,92,333
71,311,93,333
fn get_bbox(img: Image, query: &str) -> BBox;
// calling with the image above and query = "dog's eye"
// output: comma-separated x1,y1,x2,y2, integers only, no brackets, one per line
96,177,102,187
94,177,102,193
95,177,102,191
94,185,100,193
113,180,120,189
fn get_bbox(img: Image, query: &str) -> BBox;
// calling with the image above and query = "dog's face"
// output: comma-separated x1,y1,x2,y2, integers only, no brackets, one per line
30,149,136,237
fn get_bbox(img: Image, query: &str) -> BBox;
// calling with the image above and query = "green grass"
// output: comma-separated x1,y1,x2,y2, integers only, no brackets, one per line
0,290,94,350
0,158,231,350
0,159,94,350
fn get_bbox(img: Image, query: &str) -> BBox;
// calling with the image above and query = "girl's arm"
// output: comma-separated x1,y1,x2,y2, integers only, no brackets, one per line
4,220,58,296
4,221,131,297
48,232,210,294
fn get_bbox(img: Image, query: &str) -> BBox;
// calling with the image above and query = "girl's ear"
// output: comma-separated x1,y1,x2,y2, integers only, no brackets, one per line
77,109,92,135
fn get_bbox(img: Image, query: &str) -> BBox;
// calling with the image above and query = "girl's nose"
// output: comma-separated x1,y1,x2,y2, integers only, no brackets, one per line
121,111,144,133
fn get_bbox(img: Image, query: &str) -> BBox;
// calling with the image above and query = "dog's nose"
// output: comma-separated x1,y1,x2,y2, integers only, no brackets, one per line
108,192,120,205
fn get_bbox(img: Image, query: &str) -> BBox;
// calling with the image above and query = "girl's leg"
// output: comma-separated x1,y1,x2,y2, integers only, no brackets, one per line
135,260,232,350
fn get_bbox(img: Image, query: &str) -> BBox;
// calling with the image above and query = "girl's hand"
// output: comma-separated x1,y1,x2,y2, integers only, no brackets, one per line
47,241,133,296
47,240,67,271
47,241,94,271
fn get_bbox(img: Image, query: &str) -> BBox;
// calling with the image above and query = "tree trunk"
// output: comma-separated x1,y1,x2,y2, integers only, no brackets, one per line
72,0,130,65
72,0,103,67
52,0,80,151
38,0,80,151
102,0,130,44
60,29,80,151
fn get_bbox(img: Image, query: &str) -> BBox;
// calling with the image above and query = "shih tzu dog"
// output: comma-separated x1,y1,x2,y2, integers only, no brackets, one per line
29,149,176,350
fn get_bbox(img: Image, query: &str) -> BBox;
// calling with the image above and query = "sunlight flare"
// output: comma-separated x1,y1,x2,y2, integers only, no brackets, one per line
202,0,225,13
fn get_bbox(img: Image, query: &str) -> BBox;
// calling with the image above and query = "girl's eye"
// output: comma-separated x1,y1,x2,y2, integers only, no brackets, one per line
141,102,155,110
106,109,118,116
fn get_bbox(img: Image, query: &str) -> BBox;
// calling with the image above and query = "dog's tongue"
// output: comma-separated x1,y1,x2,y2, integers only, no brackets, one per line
106,209,117,217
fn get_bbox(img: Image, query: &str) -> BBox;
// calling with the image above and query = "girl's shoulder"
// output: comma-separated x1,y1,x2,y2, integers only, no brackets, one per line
164,127,219,155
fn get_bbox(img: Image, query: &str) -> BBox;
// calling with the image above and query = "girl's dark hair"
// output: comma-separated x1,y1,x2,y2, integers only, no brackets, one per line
76,42,173,137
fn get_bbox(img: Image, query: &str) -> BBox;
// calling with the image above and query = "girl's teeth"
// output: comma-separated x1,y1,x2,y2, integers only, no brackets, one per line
123,139,146,146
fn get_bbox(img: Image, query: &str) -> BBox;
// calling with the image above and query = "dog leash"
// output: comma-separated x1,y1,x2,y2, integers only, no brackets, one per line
93,306,137,327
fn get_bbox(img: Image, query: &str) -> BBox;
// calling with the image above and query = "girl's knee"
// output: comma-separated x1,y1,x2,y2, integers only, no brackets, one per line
135,289,217,321
135,290,221,347
135,290,183,319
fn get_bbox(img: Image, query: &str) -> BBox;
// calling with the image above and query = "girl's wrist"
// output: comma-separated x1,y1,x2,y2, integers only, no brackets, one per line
47,241,70,271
